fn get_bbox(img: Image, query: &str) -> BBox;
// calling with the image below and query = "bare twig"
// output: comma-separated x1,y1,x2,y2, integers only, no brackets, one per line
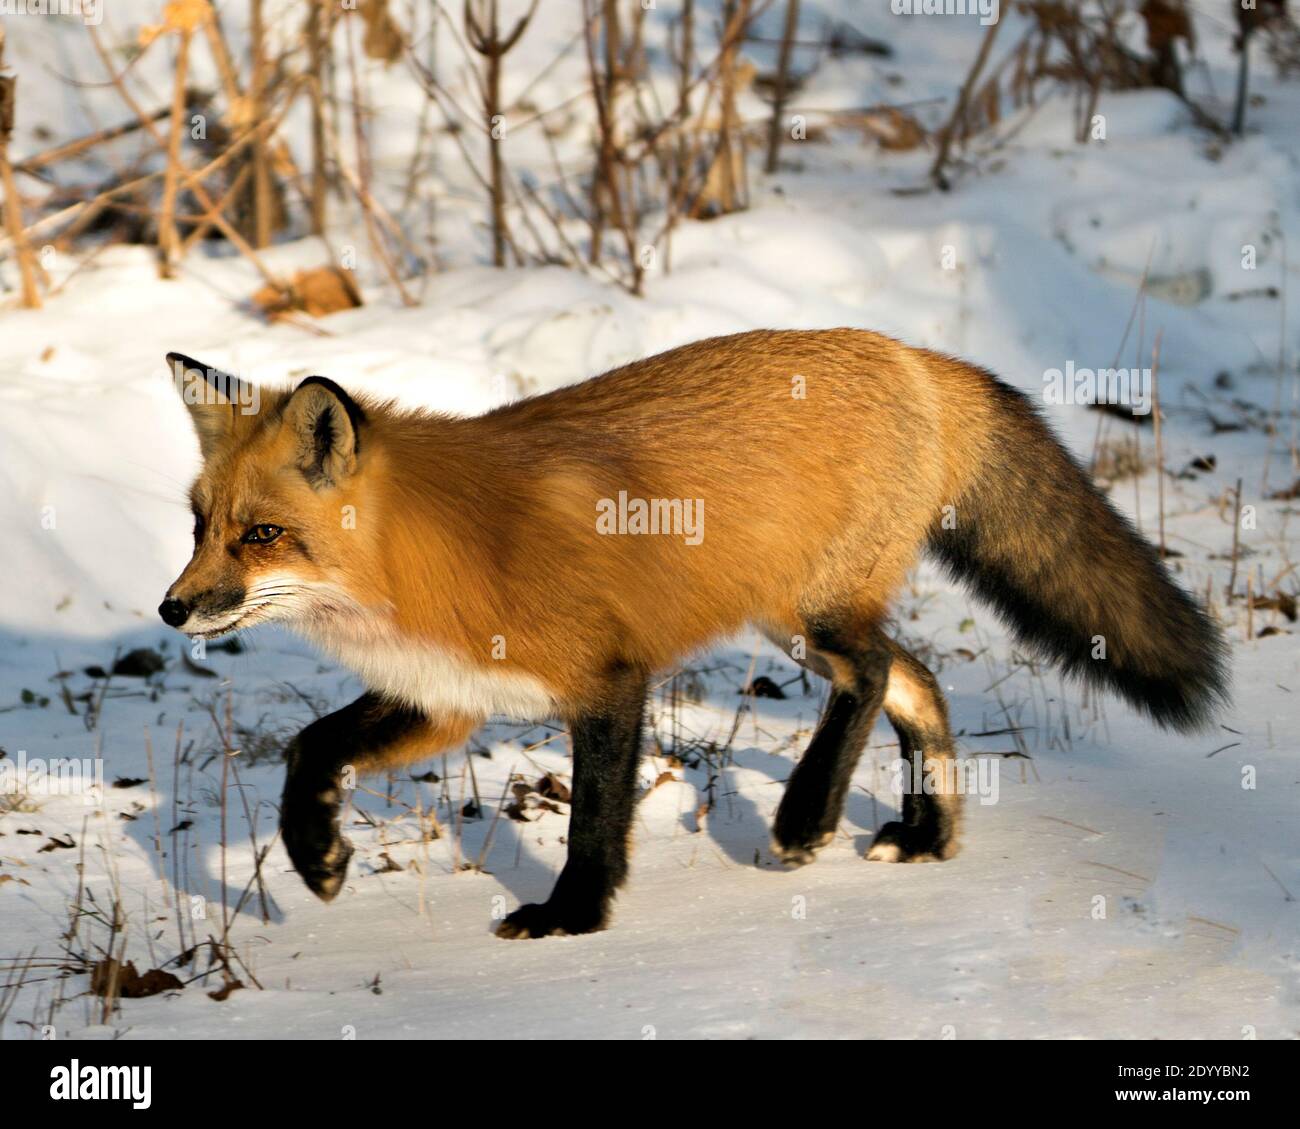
0,28,42,308
930,18,1002,190
158,27,193,278
464,0,540,266
764,0,800,173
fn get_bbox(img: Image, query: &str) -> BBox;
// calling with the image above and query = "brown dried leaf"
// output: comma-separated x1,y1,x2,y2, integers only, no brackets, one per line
208,978,244,1002
743,675,786,700
253,267,362,321
648,770,678,793
374,851,404,873
534,772,571,804
91,959,183,999
361,0,405,64
860,107,927,151
163,0,211,34
1250,592,1298,621
505,800,531,823
38,834,76,853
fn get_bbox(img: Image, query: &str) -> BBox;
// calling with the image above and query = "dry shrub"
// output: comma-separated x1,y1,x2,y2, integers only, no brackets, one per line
955,1,1201,151
1092,436,1149,486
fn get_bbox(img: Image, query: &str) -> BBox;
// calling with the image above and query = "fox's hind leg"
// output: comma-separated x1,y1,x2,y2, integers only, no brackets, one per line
281,694,478,901
867,639,963,863
771,619,891,865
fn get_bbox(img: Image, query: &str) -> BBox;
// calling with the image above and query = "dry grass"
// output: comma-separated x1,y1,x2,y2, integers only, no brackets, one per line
1092,436,1150,487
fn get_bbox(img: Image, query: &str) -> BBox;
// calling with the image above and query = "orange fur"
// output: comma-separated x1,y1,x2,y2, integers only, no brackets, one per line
167,330,989,727
166,327,1224,746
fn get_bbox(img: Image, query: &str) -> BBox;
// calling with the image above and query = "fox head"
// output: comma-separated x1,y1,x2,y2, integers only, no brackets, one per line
160,353,371,638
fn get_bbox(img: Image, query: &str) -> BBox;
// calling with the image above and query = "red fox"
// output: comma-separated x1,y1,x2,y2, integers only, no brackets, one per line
161,330,1227,939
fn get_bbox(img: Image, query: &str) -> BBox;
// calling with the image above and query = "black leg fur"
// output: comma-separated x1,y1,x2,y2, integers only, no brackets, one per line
281,693,427,901
771,627,891,865
867,640,963,863
497,666,648,939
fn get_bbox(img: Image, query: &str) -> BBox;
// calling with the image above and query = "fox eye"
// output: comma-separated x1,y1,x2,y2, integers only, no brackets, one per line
242,524,284,545
192,513,206,542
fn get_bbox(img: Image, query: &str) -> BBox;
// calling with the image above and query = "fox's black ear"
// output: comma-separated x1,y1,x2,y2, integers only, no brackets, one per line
282,376,364,488
167,352,261,460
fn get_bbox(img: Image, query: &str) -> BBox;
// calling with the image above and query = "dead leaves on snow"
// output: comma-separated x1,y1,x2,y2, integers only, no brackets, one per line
252,266,362,322
90,958,183,1000
505,772,570,823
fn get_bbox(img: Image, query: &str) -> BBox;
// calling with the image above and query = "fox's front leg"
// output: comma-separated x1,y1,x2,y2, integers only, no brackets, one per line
281,693,478,901
496,666,648,939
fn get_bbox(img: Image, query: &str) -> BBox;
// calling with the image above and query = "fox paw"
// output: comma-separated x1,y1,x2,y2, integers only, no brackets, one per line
293,836,354,901
769,828,835,867
865,821,959,864
282,785,353,901
495,900,606,940
771,792,837,866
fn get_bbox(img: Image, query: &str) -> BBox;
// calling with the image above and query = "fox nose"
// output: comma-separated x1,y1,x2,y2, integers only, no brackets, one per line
158,598,190,628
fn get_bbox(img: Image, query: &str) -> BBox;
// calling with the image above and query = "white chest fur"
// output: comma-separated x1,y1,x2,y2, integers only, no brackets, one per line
302,621,557,721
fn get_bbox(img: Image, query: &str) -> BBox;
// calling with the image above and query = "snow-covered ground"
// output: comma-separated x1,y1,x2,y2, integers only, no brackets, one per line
1,3,1297,1038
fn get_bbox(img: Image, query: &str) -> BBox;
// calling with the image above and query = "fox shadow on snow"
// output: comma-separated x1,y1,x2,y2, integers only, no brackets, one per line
0,625,978,933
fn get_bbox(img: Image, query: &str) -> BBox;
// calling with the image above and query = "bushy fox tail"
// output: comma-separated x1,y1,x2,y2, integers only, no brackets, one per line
928,376,1228,733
